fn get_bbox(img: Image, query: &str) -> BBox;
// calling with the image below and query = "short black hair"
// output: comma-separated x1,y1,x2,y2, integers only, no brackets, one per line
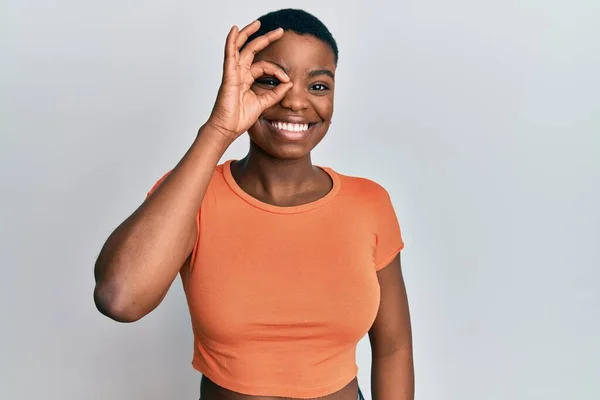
243,8,339,66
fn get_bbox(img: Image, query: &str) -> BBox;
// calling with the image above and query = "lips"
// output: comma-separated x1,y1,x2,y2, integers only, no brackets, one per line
263,118,319,141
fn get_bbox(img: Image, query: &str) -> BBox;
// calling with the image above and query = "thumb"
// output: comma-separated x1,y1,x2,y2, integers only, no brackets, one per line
257,82,293,111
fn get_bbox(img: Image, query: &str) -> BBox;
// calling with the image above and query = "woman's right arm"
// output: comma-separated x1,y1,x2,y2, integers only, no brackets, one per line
93,126,228,323
93,20,292,322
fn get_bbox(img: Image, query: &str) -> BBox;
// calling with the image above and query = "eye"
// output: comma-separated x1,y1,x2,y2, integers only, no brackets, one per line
310,83,330,92
255,77,280,87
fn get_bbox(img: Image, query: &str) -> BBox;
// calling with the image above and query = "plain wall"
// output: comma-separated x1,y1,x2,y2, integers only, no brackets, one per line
1,0,598,399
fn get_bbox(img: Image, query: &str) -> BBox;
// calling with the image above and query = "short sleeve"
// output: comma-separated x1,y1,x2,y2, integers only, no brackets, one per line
373,186,405,271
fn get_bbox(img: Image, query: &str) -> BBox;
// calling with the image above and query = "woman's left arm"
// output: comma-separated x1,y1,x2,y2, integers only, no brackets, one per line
368,254,414,400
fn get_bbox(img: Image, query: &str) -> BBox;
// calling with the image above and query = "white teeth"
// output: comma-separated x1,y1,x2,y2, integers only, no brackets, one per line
271,121,310,132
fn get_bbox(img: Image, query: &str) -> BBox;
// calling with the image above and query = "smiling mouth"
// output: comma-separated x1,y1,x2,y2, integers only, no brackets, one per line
264,119,319,141
268,120,315,132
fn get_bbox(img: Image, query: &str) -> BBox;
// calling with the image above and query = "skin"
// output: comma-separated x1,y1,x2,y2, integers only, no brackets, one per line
93,20,414,400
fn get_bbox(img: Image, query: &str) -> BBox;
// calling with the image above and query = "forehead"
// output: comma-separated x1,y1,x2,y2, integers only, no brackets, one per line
254,31,336,72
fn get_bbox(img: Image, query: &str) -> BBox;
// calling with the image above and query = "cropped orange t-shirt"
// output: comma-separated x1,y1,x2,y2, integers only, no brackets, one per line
147,160,404,399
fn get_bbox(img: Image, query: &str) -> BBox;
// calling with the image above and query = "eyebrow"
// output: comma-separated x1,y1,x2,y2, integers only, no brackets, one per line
308,69,335,80
270,61,335,80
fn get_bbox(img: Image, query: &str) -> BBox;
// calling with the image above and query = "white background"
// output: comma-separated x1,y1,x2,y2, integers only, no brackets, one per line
1,1,598,399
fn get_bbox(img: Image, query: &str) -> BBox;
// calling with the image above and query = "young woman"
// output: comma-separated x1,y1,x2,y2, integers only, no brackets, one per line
93,9,414,400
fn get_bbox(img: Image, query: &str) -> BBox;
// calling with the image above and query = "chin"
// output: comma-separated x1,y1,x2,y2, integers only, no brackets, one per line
249,137,312,160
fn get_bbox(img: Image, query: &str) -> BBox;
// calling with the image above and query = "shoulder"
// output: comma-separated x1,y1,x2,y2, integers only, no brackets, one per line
146,163,227,199
333,169,392,203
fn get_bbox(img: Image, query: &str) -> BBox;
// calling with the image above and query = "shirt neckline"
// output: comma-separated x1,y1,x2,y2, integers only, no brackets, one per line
222,159,341,214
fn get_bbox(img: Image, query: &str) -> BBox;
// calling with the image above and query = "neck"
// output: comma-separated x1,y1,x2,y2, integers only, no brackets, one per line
232,143,321,200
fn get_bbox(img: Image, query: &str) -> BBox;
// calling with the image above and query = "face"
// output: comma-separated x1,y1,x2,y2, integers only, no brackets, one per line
248,31,336,160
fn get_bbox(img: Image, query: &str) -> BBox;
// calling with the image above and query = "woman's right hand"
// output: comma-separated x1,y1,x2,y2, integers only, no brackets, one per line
206,20,293,144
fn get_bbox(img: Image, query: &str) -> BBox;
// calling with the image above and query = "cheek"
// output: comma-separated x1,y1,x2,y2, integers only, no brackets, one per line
247,121,267,142
315,97,334,121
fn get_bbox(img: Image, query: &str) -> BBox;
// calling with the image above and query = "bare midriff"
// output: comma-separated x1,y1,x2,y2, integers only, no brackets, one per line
199,376,360,400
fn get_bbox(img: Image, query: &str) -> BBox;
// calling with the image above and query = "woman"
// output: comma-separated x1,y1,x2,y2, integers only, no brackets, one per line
93,9,414,400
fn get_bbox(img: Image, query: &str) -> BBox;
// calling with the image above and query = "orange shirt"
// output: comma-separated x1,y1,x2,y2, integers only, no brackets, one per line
147,159,404,398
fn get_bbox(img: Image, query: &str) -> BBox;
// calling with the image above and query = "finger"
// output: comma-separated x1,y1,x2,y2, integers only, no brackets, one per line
257,82,293,111
239,28,284,65
235,20,261,50
250,61,290,82
223,25,239,76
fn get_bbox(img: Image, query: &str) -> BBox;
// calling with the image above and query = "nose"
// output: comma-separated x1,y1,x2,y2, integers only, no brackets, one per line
279,83,309,112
